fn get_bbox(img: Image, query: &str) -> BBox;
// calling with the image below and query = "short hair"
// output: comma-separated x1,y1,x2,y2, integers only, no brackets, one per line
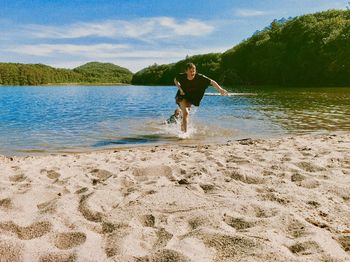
186,63,196,70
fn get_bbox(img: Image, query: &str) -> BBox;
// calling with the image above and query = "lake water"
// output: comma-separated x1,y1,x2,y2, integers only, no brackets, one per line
0,85,349,155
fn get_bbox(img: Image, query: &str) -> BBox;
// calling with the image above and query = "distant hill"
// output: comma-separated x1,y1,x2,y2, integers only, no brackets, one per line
0,62,132,86
133,9,350,87
73,62,132,84
0,63,82,85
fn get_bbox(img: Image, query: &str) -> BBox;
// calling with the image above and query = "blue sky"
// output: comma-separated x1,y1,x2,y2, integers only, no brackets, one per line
0,0,347,72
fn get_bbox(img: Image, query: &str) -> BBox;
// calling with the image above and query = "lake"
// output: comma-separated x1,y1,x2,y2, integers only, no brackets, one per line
0,85,349,155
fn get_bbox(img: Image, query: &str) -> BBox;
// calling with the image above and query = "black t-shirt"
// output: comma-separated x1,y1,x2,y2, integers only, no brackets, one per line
175,73,211,106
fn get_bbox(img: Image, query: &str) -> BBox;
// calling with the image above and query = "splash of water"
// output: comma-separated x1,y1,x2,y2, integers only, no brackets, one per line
163,121,197,139
143,106,238,142
162,107,199,139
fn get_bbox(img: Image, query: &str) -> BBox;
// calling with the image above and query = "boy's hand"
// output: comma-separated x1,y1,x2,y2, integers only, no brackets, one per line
220,89,228,96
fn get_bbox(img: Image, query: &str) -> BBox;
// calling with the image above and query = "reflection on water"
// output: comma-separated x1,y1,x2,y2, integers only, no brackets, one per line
0,85,349,155
246,87,350,132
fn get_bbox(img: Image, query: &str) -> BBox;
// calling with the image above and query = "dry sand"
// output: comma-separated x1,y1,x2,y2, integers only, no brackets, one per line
0,132,350,261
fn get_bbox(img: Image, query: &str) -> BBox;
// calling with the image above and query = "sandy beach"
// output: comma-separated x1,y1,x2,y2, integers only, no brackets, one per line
0,132,350,261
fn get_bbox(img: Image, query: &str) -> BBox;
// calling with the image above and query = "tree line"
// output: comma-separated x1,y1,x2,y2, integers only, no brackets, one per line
0,62,132,86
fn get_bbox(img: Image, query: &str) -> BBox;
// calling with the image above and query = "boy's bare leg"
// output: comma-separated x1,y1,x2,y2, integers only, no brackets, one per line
179,99,191,132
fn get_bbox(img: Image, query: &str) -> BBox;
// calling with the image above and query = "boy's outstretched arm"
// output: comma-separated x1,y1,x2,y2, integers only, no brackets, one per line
210,79,228,96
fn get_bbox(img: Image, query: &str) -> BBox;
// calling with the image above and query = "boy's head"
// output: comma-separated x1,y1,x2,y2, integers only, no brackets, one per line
186,63,196,78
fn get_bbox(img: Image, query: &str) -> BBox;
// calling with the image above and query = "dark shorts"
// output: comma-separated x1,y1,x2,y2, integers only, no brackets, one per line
175,91,191,106
175,94,185,106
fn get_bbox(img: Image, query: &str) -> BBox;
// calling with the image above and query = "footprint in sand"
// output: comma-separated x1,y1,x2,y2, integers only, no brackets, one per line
337,235,350,252
223,215,255,231
187,215,211,231
100,222,129,235
10,165,20,171
185,230,260,261
78,193,103,222
89,169,113,183
286,219,309,239
224,169,265,184
133,165,174,182
17,182,32,194
38,252,78,262
341,159,350,170
295,161,326,173
226,155,251,164
153,228,173,249
37,198,58,214
215,160,224,167
291,173,320,189
104,224,130,258
136,249,190,262
261,170,278,177
0,221,52,240
259,192,290,205
0,240,23,262
39,252,76,262
74,187,89,194
54,232,87,250
306,200,321,208
40,169,61,180
199,184,216,194
233,204,279,219
299,179,320,189
254,206,279,218
9,174,26,183
0,198,12,209
139,214,156,227
288,240,321,255
291,173,306,182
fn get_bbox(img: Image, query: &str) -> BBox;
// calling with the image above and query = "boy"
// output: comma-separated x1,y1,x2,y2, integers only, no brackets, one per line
174,63,228,132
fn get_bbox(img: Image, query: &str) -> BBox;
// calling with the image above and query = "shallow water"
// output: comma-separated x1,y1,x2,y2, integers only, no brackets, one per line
0,85,349,155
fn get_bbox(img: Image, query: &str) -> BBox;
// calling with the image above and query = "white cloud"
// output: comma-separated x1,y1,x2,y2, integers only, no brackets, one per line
235,9,271,17
155,17,214,36
7,43,229,59
23,17,215,40
6,43,129,57
25,22,116,38
2,16,223,72
6,43,231,72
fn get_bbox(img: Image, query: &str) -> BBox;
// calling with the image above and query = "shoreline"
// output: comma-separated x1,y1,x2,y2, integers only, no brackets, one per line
0,82,131,87
0,130,339,158
0,131,290,157
44,82,131,86
0,132,349,261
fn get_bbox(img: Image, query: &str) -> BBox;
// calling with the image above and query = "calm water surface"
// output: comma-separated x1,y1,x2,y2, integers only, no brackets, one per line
0,85,349,155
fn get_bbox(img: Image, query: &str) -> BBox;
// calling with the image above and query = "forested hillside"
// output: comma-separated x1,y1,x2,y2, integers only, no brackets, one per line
0,62,132,85
132,9,350,87
73,62,132,84
221,9,350,86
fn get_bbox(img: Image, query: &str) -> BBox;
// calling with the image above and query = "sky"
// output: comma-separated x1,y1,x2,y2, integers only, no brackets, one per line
0,0,348,72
